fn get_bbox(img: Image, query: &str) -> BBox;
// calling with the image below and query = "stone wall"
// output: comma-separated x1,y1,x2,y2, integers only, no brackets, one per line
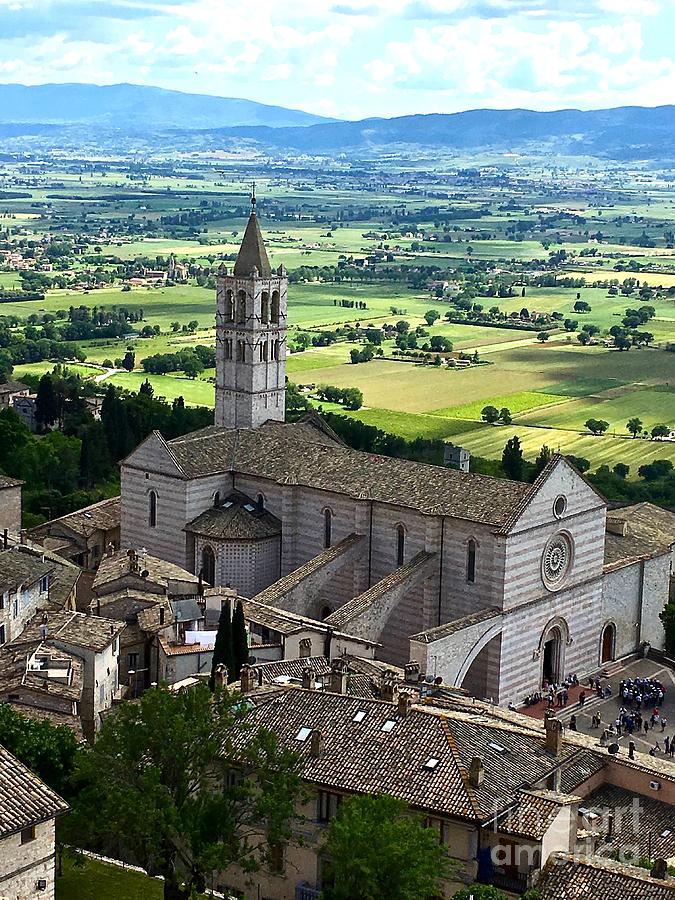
0,483,21,536
0,819,56,900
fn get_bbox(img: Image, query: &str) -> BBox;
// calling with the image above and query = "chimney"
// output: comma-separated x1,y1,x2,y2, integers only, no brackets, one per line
652,859,668,881
329,658,348,695
606,517,627,537
309,729,324,759
239,664,255,694
397,692,412,717
106,542,114,558
380,671,398,704
469,756,485,789
404,661,420,684
19,529,27,545
159,606,165,626
544,713,563,756
214,663,228,691
302,668,316,691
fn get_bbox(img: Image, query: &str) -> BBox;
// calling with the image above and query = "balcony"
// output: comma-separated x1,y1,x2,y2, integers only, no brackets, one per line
295,883,321,900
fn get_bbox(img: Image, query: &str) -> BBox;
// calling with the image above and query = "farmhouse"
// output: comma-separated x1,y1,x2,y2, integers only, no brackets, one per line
120,202,675,705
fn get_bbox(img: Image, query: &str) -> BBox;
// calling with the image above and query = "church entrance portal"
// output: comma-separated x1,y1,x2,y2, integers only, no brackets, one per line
601,623,616,664
543,627,563,684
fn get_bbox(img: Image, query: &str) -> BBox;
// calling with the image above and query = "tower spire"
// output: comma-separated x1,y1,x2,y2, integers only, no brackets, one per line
251,180,256,211
234,185,271,278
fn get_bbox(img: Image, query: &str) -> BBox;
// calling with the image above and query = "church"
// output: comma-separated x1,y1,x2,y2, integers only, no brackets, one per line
120,199,675,706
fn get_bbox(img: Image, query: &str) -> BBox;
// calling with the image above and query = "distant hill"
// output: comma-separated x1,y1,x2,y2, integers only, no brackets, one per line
206,106,675,159
0,83,333,129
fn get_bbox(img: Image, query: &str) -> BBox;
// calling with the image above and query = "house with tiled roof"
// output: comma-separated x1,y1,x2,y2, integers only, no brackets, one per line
0,473,22,537
537,853,675,899
120,203,675,707
0,744,69,899
0,547,54,645
211,678,675,900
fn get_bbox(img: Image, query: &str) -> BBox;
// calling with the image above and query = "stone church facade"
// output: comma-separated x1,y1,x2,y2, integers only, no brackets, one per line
120,202,675,705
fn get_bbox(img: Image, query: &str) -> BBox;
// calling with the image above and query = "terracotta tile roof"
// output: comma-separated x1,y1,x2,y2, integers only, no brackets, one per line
495,789,575,840
604,502,675,571
559,750,606,793
157,418,533,528
158,636,214,656
238,597,378,645
0,380,29,395
538,853,675,899
586,783,675,863
0,549,53,593
0,743,69,837
326,550,435,628
93,549,198,593
410,607,502,643
137,601,171,633
185,493,281,542
0,641,83,703
252,533,364,607
253,656,332,684
244,689,477,819
13,610,123,653
30,496,120,540
0,474,22,489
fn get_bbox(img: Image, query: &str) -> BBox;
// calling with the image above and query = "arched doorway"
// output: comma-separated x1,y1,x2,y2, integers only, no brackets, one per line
542,626,563,684
601,623,616,664
201,545,216,586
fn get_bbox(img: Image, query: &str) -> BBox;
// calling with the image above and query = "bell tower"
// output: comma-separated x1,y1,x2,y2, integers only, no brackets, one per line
215,190,287,429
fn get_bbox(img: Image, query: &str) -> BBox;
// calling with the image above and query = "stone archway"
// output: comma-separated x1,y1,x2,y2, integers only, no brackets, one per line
539,617,570,685
601,622,616,664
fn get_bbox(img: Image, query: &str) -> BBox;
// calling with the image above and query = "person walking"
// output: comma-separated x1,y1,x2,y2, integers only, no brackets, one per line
570,714,578,732
579,690,586,707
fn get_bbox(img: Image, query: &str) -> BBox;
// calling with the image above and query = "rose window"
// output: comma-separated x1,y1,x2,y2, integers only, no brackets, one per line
542,533,573,588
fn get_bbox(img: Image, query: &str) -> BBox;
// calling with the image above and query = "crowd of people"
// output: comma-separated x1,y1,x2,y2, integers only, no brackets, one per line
618,676,666,709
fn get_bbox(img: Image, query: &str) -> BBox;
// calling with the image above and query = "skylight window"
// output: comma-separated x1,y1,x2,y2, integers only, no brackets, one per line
353,710,367,723
244,503,256,512
382,720,396,733
223,501,233,508
296,727,312,742
488,741,506,754
424,757,440,770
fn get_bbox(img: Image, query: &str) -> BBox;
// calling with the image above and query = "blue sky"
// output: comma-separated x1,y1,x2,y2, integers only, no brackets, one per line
0,0,673,119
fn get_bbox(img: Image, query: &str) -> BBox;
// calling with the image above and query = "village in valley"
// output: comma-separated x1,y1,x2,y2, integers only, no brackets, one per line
3,4,675,900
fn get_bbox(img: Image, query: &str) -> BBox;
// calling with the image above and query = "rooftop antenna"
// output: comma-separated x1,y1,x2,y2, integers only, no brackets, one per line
251,180,256,211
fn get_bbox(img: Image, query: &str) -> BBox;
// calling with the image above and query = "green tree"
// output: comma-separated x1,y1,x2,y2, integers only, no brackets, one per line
232,600,249,681
65,683,303,900
122,351,135,372
321,794,449,900
536,331,550,343
499,408,512,425
36,373,58,431
342,387,364,410
424,309,440,327
481,405,500,425
573,300,591,313
534,444,552,478
626,417,643,438
182,353,204,379
651,423,670,439
661,603,675,656
79,422,113,487
502,436,524,481
139,379,155,398
453,886,508,900
209,600,235,689
584,418,609,435
0,703,80,798
613,463,630,479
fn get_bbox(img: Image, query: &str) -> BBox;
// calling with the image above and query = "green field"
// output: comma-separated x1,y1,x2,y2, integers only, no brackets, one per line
57,855,163,900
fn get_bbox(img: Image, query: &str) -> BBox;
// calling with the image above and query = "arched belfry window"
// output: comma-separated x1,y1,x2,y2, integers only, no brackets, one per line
271,290,280,324
213,491,221,508
202,545,216,586
396,524,405,567
323,508,332,549
467,539,476,584
148,491,157,528
224,289,233,321
261,291,269,324
236,290,246,324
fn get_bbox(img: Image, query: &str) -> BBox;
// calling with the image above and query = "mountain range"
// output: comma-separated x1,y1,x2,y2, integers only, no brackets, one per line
0,83,332,129
2,83,675,160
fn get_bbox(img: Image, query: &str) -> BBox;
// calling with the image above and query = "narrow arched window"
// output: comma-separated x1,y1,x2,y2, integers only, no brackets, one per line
323,509,332,549
396,525,405,567
202,545,216,586
467,539,476,583
299,637,312,658
224,289,233,321
213,491,220,508
273,340,280,361
148,491,157,528
236,290,246,324
261,291,269,324
271,290,280,324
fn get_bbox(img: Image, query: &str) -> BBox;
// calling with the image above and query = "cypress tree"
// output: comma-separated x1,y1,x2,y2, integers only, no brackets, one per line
209,600,234,690
231,601,249,680
36,374,58,431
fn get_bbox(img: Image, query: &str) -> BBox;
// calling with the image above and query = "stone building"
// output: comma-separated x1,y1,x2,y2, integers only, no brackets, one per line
0,744,69,900
0,548,53,645
0,474,22,536
120,204,675,706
